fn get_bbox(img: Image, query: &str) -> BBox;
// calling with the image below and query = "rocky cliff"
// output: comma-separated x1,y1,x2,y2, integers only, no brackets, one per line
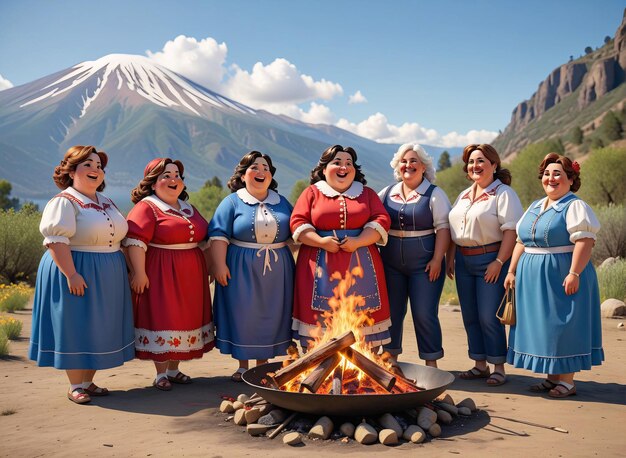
494,9,626,155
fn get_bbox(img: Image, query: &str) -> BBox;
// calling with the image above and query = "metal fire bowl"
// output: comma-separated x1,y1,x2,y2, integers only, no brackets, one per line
242,361,455,416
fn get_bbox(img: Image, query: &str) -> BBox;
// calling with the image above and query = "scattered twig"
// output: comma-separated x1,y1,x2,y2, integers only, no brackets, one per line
268,412,298,439
490,415,568,433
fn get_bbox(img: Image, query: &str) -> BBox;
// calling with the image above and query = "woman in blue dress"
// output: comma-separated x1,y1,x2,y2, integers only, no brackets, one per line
505,153,603,398
209,151,295,382
29,145,135,404
378,143,451,368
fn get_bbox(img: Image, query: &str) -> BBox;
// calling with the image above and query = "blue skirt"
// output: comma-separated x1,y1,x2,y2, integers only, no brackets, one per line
214,244,294,360
507,252,604,374
29,250,135,370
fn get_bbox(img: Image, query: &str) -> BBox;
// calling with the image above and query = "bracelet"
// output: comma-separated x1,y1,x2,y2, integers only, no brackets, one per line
569,271,580,277
507,270,515,274
495,258,504,266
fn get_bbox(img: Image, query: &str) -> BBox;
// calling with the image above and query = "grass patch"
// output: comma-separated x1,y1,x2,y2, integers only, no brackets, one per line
0,284,33,313
0,332,9,356
0,316,23,340
441,277,459,305
597,259,626,303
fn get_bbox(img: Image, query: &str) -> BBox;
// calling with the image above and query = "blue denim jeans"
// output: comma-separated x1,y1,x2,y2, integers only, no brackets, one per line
455,249,508,364
381,235,444,360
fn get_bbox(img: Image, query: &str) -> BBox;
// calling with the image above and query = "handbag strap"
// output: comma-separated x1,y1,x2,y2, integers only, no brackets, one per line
496,287,514,319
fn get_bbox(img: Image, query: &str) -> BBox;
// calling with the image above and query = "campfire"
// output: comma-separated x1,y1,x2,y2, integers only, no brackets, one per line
266,266,422,395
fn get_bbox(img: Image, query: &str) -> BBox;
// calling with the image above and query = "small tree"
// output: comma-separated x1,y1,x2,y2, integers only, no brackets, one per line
435,163,470,202
577,147,626,206
508,141,562,207
570,126,584,145
584,46,593,55
604,35,612,45
289,179,309,205
599,111,623,143
0,180,19,210
437,151,452,171
188,181,229,221
0,208,45,285
206,176,223,188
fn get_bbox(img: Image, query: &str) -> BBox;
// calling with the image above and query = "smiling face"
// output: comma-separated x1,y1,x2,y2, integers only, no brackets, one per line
323,151,356,193
242,157,272,196
399,149,426,188
467,150,497,188
153,163,184,205
542,163,573,201
70,152,104,196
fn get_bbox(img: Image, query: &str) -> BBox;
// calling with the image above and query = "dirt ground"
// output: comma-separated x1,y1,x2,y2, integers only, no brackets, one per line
1,305,625,457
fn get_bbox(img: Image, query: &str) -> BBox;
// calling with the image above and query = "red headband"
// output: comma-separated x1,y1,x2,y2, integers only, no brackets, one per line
144,158,165,177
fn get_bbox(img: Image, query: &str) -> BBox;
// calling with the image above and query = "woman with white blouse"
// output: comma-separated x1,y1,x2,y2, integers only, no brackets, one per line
505,154,603,398
447,144,523,387
378,144,451,368
29,146,135,404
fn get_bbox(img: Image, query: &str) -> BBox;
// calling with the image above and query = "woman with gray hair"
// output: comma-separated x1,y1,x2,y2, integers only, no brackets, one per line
378,143,451,368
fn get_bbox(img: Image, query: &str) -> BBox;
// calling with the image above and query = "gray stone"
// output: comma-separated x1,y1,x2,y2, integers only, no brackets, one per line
339,422,355,438
246,423,271,436
258,409,288,426
428,423,442,437
378,413,403,436
458,406,472,416
457,397,477,412
417,407,437,430
436,409,452,425
378,429,398,445
601,299,626,318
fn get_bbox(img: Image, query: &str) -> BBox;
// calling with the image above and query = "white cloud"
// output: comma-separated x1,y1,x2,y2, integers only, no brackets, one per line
146,35,228,90
336,112,498,147
0,74,13,91
223,58,343,108
348,90,367,104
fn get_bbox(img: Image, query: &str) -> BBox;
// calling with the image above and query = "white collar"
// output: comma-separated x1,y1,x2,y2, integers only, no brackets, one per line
66,186,105,206
535,192,574,211
236,188,280,205
144,194,194,216
315,181,364,199
390,178,432,200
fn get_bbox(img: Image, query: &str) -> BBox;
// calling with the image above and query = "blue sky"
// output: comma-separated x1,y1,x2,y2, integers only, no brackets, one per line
0,0,623,147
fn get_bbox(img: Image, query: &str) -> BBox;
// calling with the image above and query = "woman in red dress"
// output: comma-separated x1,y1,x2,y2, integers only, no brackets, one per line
290,145,392,349
124,158,214,391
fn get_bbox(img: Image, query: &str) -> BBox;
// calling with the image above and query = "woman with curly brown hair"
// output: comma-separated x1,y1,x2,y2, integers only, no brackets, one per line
290,145,392,350
29,145,135,404
209,151,295,382
447,144,523,387
124,158,214,391
505,153,603,398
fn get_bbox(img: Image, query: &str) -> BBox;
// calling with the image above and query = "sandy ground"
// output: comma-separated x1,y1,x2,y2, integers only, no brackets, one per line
1,305,625,458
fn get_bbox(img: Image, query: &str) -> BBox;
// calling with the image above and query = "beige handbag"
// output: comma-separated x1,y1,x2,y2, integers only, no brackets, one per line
496,287,516,326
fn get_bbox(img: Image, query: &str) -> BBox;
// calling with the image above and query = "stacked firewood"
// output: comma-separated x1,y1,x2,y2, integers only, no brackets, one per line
219,392,478,446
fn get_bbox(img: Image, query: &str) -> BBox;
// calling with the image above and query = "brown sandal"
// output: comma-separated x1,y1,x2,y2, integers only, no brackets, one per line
153,376,173,391
548,383,576,398
529,379,558,393
167,371,192,384
459,367,490,380
67,388,91,404
231,368,246,382
83,383,109,396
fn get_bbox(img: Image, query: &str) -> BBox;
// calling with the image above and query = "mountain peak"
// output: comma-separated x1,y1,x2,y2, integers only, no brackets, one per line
18,53,254,117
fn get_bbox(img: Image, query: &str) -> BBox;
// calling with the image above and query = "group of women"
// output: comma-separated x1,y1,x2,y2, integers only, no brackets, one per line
28,142,603,404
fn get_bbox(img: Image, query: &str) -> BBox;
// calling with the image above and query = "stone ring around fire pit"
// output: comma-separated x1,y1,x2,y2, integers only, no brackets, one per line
242,361,455,417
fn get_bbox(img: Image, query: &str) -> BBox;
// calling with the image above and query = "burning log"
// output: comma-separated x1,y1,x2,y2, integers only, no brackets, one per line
271,331,356,387
340,347,396,392
300,353,341,393
331,364,343,394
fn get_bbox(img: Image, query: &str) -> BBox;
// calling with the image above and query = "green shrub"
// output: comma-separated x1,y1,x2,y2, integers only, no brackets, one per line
0,209,45,285
578,147,626,206
187,182,229,221
593,204,626,264
0,284,32,312
0,332,8,356
436,163,470,202
0,316,22,340
440,277,459,305
597,259,626,302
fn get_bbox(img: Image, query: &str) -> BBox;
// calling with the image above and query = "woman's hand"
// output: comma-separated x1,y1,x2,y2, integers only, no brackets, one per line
320,236,341,253
446,257,455,279
504,272,515,290
425,258,442,282
562,273,580,295
339,236,359,253
214,263,231,287
67,272,87,296
131,272,150,294
484,260,502,283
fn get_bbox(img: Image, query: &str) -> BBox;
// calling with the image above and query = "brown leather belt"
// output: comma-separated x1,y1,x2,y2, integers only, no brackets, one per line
458,243,501,256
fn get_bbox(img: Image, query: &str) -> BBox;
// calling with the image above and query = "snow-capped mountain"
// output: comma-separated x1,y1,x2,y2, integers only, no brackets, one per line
0,54,452,201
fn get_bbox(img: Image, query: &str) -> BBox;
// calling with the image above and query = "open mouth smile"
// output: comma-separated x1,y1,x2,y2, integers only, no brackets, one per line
87,173,99,180
254,176,266,183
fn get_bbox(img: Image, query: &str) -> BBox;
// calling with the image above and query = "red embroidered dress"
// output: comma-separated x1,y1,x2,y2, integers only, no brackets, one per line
290,181,392,346
124,195,214,361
